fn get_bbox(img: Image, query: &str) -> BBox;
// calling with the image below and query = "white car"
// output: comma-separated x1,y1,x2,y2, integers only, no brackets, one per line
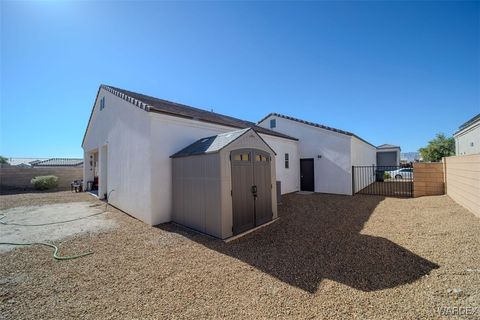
386,168,413,180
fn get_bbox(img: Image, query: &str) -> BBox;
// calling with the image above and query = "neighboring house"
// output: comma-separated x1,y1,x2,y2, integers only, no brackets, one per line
82,85,298,236
7,158,45,167
32,158,83,167
257,113,377,195
376,144,401,167
454,113,480,156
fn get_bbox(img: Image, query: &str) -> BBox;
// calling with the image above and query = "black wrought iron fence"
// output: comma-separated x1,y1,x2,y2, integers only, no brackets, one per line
352,165,413,197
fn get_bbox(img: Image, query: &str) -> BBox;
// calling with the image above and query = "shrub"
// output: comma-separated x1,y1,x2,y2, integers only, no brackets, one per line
31,175,59,190
384,172,391,180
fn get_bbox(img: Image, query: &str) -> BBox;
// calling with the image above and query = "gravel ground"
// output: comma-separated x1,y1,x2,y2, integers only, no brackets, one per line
1,192,479,319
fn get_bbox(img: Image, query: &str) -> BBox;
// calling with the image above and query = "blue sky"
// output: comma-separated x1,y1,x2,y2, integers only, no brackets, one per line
1,1,478,158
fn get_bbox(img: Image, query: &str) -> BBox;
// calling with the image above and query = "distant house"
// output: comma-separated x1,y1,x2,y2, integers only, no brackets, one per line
376,144,401,167
6,157,83,168
454,113,480,156
32,158,83,167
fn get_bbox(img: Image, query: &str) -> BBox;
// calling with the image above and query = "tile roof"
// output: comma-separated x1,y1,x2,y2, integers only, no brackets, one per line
171,128,251,158
97,85,298,142
455,113,480,134
32,158,83,167
258,113,376,148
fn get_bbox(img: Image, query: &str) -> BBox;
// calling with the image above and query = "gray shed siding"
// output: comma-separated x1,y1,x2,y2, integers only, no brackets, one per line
172,153,223,237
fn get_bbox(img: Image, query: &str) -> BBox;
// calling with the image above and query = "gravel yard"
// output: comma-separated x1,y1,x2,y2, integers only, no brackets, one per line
1,191,479,319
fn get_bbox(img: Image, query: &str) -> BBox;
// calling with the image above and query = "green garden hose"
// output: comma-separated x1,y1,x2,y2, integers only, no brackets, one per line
0,189,115,260
0,242,93,260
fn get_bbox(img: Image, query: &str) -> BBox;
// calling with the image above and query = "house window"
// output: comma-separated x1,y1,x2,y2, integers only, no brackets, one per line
100,97,105,110
270,119,276,128
285,153,289,168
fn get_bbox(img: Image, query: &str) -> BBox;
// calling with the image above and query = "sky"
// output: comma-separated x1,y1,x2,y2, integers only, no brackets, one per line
1,1,479,158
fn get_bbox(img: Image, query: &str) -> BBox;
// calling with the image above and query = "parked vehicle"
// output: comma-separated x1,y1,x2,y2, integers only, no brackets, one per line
386,168,413,180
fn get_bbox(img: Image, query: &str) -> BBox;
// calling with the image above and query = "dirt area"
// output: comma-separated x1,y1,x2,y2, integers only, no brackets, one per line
1,192,479,319
0,201,117,254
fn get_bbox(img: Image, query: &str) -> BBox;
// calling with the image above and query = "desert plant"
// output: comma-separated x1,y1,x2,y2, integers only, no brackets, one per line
419,133,455,162
31,175,59,190
384,171,391,180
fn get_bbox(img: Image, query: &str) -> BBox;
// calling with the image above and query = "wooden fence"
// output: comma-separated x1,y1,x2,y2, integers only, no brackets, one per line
444,154,480,218
0,166,83,191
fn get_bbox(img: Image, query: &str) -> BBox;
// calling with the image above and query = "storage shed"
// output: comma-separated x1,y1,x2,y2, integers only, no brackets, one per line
171,128,277,239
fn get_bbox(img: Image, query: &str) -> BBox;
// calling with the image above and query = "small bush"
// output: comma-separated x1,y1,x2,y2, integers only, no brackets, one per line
31,175,58,190
384,172,391,180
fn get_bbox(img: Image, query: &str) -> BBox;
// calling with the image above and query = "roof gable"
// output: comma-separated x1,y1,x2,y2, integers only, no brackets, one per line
259,112,375,147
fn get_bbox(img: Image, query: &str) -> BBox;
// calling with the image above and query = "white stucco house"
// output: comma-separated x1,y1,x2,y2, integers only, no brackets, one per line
454,113,480,156
82,85,377,237
257,113,377,195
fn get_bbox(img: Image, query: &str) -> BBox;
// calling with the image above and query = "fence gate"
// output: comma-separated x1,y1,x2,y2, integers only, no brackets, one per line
352,166,413,197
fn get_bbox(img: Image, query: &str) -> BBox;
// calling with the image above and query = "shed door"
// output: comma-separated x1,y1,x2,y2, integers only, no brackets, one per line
231,149,272,235
253,150,272,226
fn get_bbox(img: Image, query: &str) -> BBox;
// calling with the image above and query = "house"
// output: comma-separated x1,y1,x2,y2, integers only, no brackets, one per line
82,85,381,238
32,158,83,167
376,144,401,167
257,113,377,195
454,113,480,156
82,85,298,236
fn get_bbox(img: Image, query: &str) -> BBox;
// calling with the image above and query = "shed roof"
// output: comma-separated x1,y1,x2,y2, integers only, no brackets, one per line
171,128,273,158
258,113,375,148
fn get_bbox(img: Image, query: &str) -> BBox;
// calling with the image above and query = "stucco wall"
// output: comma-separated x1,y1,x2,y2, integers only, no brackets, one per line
455,122,480,156
82,88,153,224
0,166,83,191
351,137,377,193
258,115,353,195
260,134,300,194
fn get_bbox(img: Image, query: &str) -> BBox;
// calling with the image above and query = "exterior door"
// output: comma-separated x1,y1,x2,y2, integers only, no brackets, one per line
300,158,315,191
231,149,272,235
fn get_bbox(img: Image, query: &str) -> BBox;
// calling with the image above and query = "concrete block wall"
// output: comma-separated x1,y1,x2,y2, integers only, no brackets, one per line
444,154,480,218
0,166,83,191
413,163,445,198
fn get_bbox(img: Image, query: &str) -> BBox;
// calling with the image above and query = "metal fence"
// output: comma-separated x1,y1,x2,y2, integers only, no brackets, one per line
352,165,413,197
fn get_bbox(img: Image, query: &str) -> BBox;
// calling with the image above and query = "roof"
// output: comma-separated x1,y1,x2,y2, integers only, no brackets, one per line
7,158,46,166
258,113,376,147
82,85,298,146
377,144,401,149
455,113,480,135
171,128,253,158
32,158,83,167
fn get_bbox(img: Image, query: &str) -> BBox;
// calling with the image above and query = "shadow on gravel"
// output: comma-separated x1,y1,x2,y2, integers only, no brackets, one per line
157,193,439,293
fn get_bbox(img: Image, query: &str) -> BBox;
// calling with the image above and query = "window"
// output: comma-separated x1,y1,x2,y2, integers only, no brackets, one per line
285,153,289,168
233,153,250,161
270,119,276,128
255,154,268,162
99,97,105,110
471,142,475,147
